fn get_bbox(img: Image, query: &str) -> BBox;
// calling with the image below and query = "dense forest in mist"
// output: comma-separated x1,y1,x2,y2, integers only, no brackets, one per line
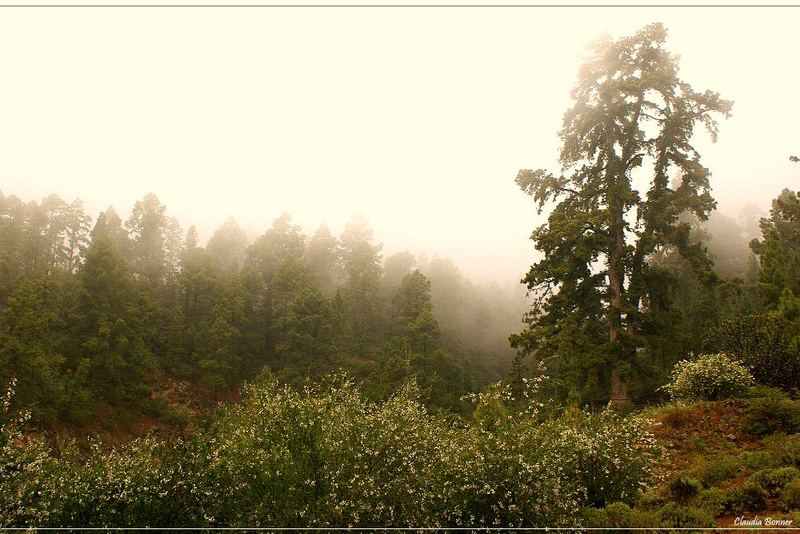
2,21,800,529
0,190,529,427
0,175,784,428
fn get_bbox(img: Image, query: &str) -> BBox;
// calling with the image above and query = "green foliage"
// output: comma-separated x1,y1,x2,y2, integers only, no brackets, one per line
303,225,341,297
392,270,440,351
125,192,170,289
744,389,800,436
544,411,660,507
656,503,716,528
725,482,768,514
695,487,730,518
690,456,742,488
470,383,509,431
667,476,702,504
581,502,658,528
747,467,800,497
709,313,800,392
778,479,800,512
0,278,67,421
761,434,800,468
338,216,385,354
1,186,532,424
662,353,754,402
367,270,471,413
466,380,663,509
751,189,800,312
0,392,62,526
684,435,708,453
206,217,247,275
638,488,667,509
739,450,782,470
69,233,157,412
274,287,339,384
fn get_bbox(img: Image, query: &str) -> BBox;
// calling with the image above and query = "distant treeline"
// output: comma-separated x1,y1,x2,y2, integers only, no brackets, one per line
0,184,795,426
0,190,526,426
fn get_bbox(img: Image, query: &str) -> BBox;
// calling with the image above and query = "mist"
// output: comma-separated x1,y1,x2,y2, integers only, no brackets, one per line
5,4,800,530
1,7,797,285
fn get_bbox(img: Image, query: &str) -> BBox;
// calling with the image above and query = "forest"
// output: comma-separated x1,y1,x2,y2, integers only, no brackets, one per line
0,190,530,425
2,22,800,528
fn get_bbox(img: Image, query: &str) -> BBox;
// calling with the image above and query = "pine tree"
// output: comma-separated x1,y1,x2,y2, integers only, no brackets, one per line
126,193,169,289
512,23,732,402
69,231,156,412
750,188,800,318
339,216,385,354
0,277,67,422
304,225,341,296
63,199,92,274
207,217,248,275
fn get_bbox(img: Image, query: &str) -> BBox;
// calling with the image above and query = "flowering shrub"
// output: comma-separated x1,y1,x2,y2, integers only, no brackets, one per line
661,353,754,402
545,411,660,507
0,374,660,527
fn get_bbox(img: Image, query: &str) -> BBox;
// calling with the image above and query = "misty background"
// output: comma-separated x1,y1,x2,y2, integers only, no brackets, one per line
0,7,798,284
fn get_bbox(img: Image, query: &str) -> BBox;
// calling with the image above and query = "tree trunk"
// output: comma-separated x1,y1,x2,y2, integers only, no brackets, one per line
610,369,628,402
608,191,629,402
605,98,645,404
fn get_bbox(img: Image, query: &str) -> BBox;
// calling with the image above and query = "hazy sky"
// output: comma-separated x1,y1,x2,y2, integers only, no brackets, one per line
0,5,798,283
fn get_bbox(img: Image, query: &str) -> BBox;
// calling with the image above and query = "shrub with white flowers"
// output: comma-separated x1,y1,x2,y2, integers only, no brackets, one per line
661,353,755,402
546,411,660,508
0,373,660,528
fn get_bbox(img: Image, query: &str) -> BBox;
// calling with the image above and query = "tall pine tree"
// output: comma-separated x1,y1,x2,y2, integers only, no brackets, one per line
511,23,732,402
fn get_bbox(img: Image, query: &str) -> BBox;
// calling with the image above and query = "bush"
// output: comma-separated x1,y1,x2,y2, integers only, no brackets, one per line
659,404,695,429
709,313,800,393
581,502,632,527
0,374,662,528
695,487,731,518
778,479,800,512
545,411,661,507
638,488,667,509
740,450,782,470
667,476,702,504
684,436,707,453
661,353,754,402
581,502,658,528
726,483,768,514
43,437,196,527
748,467,800,497
744,389,800,436
657,503,716,528
691,456,742,487
0,414,63,526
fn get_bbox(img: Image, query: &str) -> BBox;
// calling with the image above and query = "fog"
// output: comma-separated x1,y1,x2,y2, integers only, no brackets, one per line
0,6,798,284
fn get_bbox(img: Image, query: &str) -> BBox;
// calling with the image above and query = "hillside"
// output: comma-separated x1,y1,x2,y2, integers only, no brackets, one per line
585,392,800,528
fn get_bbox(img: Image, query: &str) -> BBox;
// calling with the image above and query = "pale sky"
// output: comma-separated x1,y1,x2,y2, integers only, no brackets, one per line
0,5,798,283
